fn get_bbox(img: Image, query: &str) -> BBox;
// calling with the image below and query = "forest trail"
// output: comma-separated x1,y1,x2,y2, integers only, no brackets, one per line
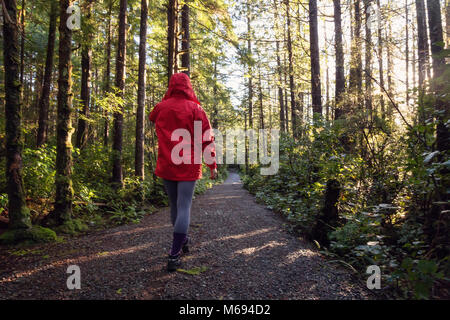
0,171,372,300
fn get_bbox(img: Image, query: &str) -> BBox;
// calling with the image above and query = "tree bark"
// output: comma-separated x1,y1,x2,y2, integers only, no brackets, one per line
416,0,430,93
364,0,373,119
112,0,127,188
76,0,94,150
167,0,177,81
103,0,113,146
405,0,410,108
285,0,297,137
52,0,74,224
377,0,385,118
273,0,285,132
426,0,448,153
247,0,253,128
349,0,362,108
181,2,190,76
20,0,25,87
36,0,58,148
334,0,345,120
309,0,322,118
135,0,148,180
2,0,32,229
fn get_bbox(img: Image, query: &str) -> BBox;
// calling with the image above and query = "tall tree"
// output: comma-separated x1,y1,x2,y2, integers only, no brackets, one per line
37,0,58,148
19,0,25,87
376,0,385,118
50,0,75,225
247,0,253,128
405,0,410,107
364,0,373,119
2,0,32,229
112,0,127,187
415,0,430,96
103,0,113,146
349,0,363,108
285,0,297,136
309,0,322,118
273,0,285,132
334,0,345,120
426,0,448,153
181,2,190,76
135,0,148,180
167,0,178,80
76,0,94,149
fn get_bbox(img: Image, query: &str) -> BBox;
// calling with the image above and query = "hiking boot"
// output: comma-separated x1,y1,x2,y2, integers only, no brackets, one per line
167,253,182,272
182,237,190,254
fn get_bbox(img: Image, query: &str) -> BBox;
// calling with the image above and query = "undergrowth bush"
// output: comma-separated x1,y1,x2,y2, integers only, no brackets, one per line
242,117,449,299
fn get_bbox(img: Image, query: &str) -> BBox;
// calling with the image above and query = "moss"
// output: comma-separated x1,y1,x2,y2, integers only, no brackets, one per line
55,219,88,235
0,226,57,245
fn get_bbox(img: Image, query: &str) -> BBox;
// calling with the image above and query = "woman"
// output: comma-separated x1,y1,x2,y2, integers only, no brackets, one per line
149,73,218,272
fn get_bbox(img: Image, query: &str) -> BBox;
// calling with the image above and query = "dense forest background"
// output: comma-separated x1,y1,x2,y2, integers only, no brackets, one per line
0,0,448,299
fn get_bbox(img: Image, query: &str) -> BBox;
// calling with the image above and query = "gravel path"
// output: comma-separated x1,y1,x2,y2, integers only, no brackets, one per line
0,172,372,300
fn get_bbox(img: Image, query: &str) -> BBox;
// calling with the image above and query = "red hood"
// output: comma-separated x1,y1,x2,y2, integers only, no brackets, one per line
162,73,200,105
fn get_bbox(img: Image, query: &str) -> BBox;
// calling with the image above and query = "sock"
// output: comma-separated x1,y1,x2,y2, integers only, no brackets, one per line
170,232,187,256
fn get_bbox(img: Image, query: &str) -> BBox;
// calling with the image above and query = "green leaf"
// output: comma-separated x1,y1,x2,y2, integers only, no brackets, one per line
177,266,208,275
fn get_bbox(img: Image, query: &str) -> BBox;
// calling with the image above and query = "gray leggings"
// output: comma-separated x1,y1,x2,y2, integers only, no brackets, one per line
163,179,196,234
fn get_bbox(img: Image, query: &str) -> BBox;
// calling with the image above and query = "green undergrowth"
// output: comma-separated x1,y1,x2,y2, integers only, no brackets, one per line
241,123,449,300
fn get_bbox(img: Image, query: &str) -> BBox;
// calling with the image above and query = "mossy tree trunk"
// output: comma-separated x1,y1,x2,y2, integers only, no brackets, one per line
51,0,74,225
2,0,32,230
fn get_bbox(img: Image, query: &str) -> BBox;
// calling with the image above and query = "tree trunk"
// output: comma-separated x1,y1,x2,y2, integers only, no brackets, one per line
426,0,445,79
112,0,127,188
212,62,219,128
103,0,113,146
273,0,285,132
52,0,74,224
309,0,322,118
76,0,94,150
426,0,448,153
377,0,385,118
349,0,362,108
247,0,253,129
2,0,32,229
387,23,394,118
405,0,410,108
285,0,297,137
181,2,190,76
416,0,430,94
135,0,148,180
36,1,57,148
447,0,450,50
334,0,345,120
364,0,373,120
258,69,264,131
167,0,177,81
20,0,25,87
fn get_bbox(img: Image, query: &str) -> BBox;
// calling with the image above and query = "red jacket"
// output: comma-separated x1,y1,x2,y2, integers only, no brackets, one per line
149,73,217,181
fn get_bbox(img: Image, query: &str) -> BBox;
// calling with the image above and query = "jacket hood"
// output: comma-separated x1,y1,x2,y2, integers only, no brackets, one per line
162,73,200,105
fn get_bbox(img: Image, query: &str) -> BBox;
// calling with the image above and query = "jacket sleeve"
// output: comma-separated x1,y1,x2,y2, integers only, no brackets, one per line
149,104,159,123
197,107,217,171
